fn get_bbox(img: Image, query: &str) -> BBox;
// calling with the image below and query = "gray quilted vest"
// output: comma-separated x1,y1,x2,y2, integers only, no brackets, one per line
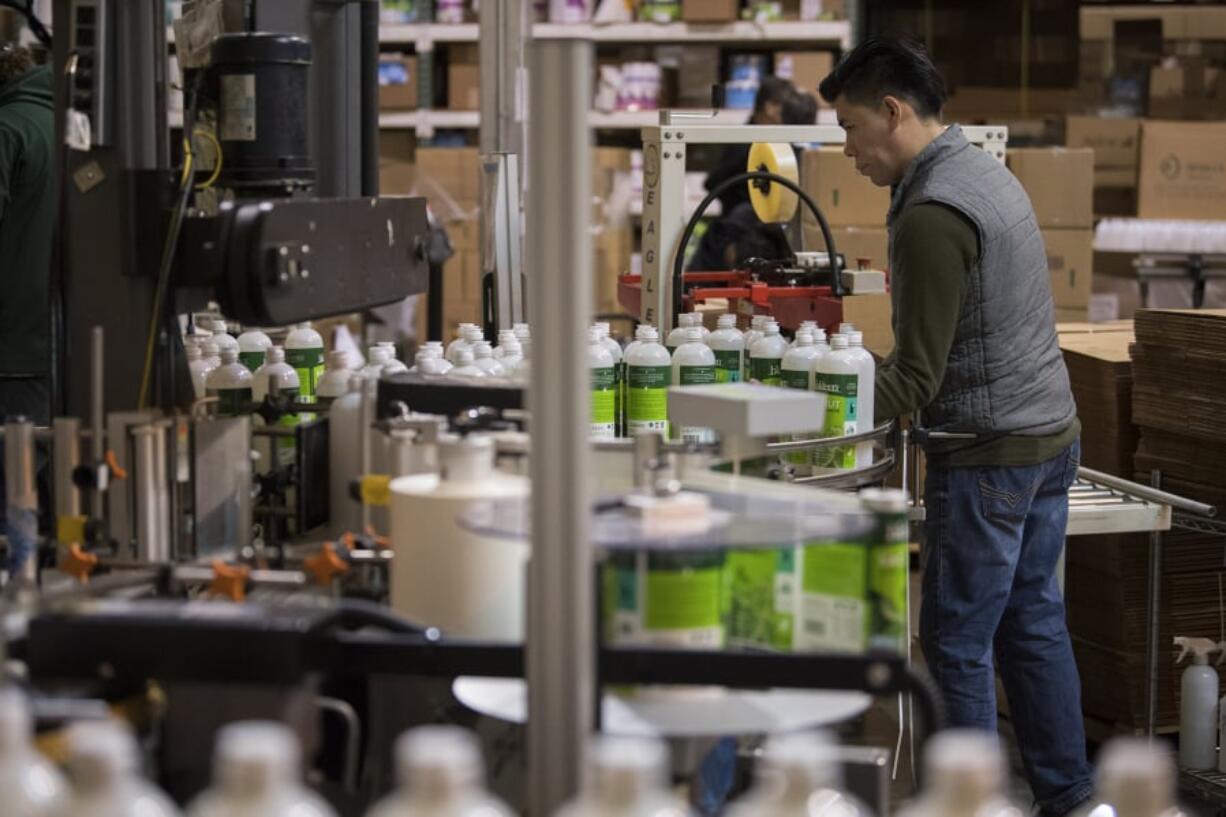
886,125,1076,437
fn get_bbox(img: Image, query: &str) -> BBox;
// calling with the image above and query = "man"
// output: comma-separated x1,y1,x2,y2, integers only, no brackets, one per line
819,38,1091,817
0,42,55,577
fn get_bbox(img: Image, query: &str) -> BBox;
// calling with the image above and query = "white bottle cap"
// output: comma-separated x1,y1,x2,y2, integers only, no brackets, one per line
425,341,445,351
799,320,818,332
474,342,494,359
186,344,202,361
456,349,475,366
588,736,669,803
760,731,841,793
751,315,766,329
501,338,522,355
513,323,530,337
848,331,864,347
795,331,814,346
0,688,31,755
214,721,299,794
66,720,140,791
596,322,611,335
684,326,703,343
925,731,1005,809
839,322,856,334
203,341,220,358
589,327,603,344
636,325,659,341
764,321,780,335
395,726,484,794
813,328,828,343
266,346,286,364
830,334,848,350
368,346,392,364
463,326,485,342
1095,739,1176,817
717,314,738,330
220,348,239,365
326,350,349,370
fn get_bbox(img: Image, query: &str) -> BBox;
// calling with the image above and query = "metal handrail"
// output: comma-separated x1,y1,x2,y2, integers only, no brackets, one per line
764,420,896,454
791,450,897,490
1077,466,1217,518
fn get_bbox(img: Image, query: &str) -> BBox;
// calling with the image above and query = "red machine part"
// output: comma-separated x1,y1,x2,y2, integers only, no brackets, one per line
618,271,851,331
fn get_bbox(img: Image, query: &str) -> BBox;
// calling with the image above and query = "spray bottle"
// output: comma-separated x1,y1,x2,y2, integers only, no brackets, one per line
0,688,66,817
61,721,181,817
364,726,514,817
1175,636,1220,770
186,721,336,817
725,731,871,817
554,736,690,817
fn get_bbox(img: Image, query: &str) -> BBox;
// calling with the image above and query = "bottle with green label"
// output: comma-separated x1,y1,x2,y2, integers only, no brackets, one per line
625,326,671,438
862,487,910,653
723,547,796,651
594,323,625,437
236,328,272,372
206,348,254,417
285,323,325,403
253,346,301,469
788,321,820,351
665,313,693,355
781,331,824,469
590,328,617,440
742,316,766,380
604,550,725,649
707,314,744,384
812,334,859,469
749,320,787,386
796,537,868,654
672,326,717,444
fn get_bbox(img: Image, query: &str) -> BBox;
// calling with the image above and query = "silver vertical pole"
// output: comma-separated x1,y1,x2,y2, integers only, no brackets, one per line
53,417,82,528
526,36,594,817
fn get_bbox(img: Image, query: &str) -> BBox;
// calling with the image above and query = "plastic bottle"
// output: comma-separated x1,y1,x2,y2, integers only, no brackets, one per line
749,321,787,386
625,325,671,438
329,375,365,537
207,348,254,417
896,731,1017,817
781,331,823,469
449,349,488,380
812,335,859,470
202,339,221,369
672,326,717,444
211,327,239,357
554,736,687,817
0,688,66,817
491,330,514,360
595,323,625,436
362,346,395,380
497,338,523,371
665,314,691,355
726,731,870,817
1078,738,1184,817
590,328,617,440
707,314,745,383
512,323,531,360
788,321,820,350
471,343,506,377
187,343,214,400
62,720,181,817
742,315,767,380
845,331,876,467
253,346,300,403
285,323,325,402
187,721,335,817
316,350,354,409
237,328,273,372
1175,637,1220,770
446,325,476,364
365,726,513,817
379,342,410,376
449,326,485,366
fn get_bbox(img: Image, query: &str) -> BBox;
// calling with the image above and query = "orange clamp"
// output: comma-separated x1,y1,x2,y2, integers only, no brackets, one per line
61,543,99,584
105,450,128,481
209,560,250,602
304,543,350,587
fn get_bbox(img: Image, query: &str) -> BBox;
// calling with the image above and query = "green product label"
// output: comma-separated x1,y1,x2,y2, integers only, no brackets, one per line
213,387,253,417
276,387,299,468
591,366,617,437
773,547,798,650
602,554,641,643
644,550,725,647
723,548,795,651
678,365,717,443
238,350,265,372
869,512,910,652
797,541,868,653
285,347,325,399
750,356,782,386
813,373,859,469
614,360,624,437
714,350,742,383
627,365,671,435
781,368,810,390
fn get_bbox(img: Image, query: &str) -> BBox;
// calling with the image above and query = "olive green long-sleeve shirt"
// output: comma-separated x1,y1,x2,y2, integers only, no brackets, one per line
874,202,1079,467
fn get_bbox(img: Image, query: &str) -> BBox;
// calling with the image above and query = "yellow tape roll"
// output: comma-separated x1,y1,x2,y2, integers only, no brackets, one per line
747,142,800,224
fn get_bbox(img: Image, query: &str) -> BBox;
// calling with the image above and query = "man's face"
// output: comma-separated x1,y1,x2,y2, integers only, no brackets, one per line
835,97,904,188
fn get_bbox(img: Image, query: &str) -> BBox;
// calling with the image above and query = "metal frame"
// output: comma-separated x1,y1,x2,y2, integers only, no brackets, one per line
637,117,1009,330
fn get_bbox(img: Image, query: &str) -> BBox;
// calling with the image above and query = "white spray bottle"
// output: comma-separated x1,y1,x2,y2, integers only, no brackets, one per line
1174,636,1220,770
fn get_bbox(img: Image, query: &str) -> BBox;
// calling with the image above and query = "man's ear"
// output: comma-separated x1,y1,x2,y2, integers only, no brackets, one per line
881,94,905,131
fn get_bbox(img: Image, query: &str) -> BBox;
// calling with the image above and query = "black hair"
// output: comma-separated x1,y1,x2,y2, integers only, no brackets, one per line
818,37,946,120
0,43,35,86
752,75,794,118
782,90,818,125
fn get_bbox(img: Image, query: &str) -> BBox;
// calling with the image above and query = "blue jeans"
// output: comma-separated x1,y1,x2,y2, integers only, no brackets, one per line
921,440,1092,817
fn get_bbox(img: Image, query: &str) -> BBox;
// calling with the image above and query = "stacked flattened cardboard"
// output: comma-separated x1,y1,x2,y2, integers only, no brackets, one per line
1068,310,1226,733
1057,323,1137,478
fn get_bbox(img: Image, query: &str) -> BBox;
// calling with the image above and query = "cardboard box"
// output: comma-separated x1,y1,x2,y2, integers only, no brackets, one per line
1138,121,1226,221
1079,6,1187,41
944,86,1076,119
448,44,480,111
416,147,481,215
378,54,418,110
841,293,894,358
378,130,416,194
774,51,835,100
1007,148,1095,229
1149,61,1226,120
1092,276,1144,322
1043,228,1095,309
1065,116,1140,186
801,148,891,228
803,225,890,271
682,0,739,22
1054,306,1090,323
1094,186,1137,218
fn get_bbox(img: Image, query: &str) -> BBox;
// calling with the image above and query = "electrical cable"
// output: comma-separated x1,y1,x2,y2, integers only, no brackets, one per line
137,71,204,409
191,128,223,189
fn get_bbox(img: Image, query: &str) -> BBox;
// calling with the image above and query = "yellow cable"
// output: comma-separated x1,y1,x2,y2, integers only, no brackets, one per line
192,128,223,189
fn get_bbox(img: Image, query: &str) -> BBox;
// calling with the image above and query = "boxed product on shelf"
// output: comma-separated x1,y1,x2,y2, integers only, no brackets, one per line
1065,115,1141,188
378,130,416,194
380,0,428,23
378,54,418,110
415,146,480,218
774,50,835,100
447,44,480,111
1043,229,1094,309
1137,121,1226,221
1007,148,1094,229
1148,57,1226,120
682,0,739,23
800,148,891,229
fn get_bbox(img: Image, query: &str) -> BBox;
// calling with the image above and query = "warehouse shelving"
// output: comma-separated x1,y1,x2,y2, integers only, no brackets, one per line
380,20,851,48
